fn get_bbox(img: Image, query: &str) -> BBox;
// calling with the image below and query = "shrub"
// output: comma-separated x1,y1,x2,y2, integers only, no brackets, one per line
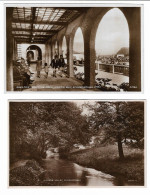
10,160,44,186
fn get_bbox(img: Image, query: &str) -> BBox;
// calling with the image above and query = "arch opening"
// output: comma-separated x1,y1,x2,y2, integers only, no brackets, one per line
54,41,58,56
73,27,84,80
95,8,129,90
62,36,67,63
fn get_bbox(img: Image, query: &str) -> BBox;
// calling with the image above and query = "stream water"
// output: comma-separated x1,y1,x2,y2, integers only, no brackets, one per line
41,157,125,186
10,156,140,186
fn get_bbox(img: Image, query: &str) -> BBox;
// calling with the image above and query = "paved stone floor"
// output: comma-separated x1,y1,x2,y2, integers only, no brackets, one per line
25,64,129,91
25,64,86,91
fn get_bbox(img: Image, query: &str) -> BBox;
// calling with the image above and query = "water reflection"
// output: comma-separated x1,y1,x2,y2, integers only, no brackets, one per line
41,157,115,186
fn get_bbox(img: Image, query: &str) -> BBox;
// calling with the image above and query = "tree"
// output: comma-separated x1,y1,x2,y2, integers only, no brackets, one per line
9,102,90,161
86,101,144,160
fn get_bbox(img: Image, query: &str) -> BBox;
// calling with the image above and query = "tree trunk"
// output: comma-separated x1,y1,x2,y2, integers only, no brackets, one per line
117,133,124,160
116,103,125,160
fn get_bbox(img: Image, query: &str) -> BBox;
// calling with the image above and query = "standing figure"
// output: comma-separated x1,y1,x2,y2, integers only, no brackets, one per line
44,63,49,78
36,57,42,78
59,55,65,77
51,55,59,77
27,52,32,67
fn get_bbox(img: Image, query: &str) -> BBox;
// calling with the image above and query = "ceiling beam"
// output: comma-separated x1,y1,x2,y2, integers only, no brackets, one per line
15,37,47,41
56,7,88,12
12,28,58,33
13,34,52,38
12,19,68,26
16,40,46,44
16,38,45,42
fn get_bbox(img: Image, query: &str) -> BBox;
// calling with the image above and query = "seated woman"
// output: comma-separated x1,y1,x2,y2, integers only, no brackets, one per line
13,60,34,88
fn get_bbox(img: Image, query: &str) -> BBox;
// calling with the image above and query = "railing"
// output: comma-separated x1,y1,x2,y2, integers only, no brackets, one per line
95,62,129,76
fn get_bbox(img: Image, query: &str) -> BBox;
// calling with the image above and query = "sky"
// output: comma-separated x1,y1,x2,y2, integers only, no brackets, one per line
64,8,129,56
73,28,84,53
95,8,129,55
62,36,67,55
75,101,96,116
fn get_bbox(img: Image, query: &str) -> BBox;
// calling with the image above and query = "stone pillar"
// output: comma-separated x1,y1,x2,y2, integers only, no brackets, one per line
58,39,63,56
97,62,99,71
52,42,55,58
13,39,17,60
15,40,17,60
128,8,141,91
112,65,114,74
121,7,141,91
84,30,95,87
47,43,50,65
48,42,52,65
57,41,59,57
51,42,53,60
6,7,13,91
66,35,74,77
45,44,47,63
45,43,50,64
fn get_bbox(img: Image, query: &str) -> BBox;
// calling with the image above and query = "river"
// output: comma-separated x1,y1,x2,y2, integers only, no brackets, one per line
10,156,139,186
40,156,127,186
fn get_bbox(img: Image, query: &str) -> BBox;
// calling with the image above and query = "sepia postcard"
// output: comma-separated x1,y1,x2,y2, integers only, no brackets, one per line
6,4,143,92
9,100,145,187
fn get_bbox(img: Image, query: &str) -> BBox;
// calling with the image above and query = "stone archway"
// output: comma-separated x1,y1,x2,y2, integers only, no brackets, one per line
82,7,141,90
65,25,84,77
26,45,42,62
94,8,129,85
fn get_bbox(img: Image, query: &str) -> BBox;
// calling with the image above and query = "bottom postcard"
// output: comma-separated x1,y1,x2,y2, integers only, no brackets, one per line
9,100,145,187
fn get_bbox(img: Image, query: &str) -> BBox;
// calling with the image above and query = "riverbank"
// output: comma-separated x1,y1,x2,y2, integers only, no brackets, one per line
10,158,116,186
9,145,144,186
10,160,44,186
68,145,144,186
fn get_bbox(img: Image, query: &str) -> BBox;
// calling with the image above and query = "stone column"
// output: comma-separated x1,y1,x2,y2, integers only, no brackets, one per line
13,39,17,60
66,35,74,77
48,42,52,65
57,41,59,57
128,8,141,91
6,7,14,91
45,44,47,63
112,65,114,74
51,42,53,60
121,7,141,91
52,42,55,58
84,30,95,87
45,43,50,64
47,43,50,65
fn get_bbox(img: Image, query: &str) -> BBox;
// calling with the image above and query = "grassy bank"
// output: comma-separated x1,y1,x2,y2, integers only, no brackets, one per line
68,144,144,185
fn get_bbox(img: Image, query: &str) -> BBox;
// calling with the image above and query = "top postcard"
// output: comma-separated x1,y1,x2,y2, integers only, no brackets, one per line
6,4,143,92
